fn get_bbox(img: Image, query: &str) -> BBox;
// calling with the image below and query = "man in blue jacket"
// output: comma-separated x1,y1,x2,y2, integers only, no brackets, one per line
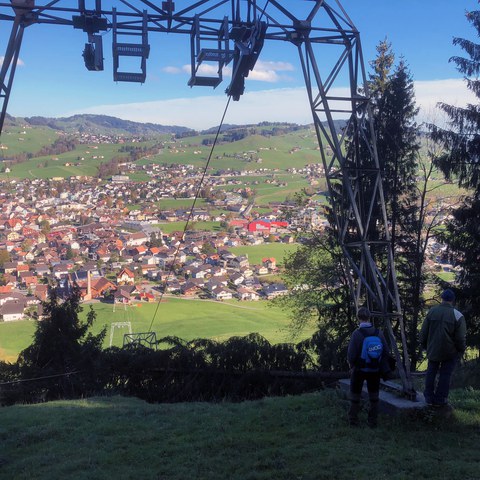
420,289,466,407
347,306,389,427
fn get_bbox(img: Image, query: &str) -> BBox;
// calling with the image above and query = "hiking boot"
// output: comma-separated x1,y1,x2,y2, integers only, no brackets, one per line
349,417,359,427
367,418,377,428
367,399,379,429
348,400,361,427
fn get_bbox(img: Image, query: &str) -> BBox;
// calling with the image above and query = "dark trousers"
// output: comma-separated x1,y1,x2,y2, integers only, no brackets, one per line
424,356,458,405
349,369,380,425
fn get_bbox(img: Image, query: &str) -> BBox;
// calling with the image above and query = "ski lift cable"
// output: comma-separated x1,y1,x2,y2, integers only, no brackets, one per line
146,94,233,334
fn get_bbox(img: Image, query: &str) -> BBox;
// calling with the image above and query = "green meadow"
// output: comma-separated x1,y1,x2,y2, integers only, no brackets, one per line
230,243,298,266
0,297,312,362
137,129,324,172
156,220,222,234
0,388,479,479
0,138,157,180
0,123,330,185
0,125,58,156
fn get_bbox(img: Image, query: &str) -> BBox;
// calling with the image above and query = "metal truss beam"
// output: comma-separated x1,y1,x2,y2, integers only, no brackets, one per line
0,15,25,135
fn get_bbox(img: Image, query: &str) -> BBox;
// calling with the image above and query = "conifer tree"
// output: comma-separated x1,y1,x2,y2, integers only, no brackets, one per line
357,40,426,368
279,40,427,369
17,286,106,399
429,9,480,347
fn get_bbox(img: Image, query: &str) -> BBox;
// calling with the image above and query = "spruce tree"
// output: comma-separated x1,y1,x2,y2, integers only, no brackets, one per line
429,9,480,347
279,40,427,369
17,286,106,399
368,42,426,368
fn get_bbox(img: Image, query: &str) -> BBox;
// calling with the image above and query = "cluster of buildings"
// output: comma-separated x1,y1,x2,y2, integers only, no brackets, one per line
0,162,313,321
0,135,457,324
0,214,293,322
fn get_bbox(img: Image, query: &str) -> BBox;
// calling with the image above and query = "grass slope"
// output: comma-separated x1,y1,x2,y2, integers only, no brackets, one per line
0,298,311,361
0,125,326,181
230,243,298,266
89,298,305,346
0,389,478,479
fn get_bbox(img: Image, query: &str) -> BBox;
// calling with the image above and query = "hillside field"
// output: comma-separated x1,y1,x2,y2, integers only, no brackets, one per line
0,297,314,362
0,388,479,479
0,122,328,180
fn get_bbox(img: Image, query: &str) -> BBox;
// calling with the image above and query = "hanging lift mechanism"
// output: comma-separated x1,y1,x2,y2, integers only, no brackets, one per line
72,10,108,72
0,1,416,400
225,19,267,100
187,14,267,101
112,8,150,83
188,15,232,88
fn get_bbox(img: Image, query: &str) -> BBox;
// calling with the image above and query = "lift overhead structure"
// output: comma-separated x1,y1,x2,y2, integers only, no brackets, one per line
0,0,415,398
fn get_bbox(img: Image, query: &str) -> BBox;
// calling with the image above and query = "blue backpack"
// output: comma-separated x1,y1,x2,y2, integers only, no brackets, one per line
359,328,383,372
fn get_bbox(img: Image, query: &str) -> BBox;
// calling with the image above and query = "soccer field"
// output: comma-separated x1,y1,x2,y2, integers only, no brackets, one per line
0,298,314,362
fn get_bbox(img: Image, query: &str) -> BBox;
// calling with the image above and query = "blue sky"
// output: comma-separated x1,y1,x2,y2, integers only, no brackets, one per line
0,0,477,129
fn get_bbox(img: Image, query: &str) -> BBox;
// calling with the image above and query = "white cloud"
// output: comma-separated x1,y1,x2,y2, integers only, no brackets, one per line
70,78,474,131
0,56,25,67
71,87,311,130
249,60,295,83
162,59,295,84
162,66,182,74
414,78,477,125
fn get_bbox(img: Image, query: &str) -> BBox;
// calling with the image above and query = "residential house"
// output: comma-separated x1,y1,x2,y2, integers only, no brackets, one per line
131,245,148,257
117,268,135,285
230,272,245,286
146,269,163,281
113,289,131,305
181,280,202,297
137,291,155,302
33,264,50,277
0,300,25,321
52,263,70,279
206,277,228,292
1,261,17,275
263,283,288,299
124,232,149,247
228,255,249,269
262,257,277,270
141,264,158,276
164,278,181,293
19,270,38,288
33,284,49,302
210,285,233,301
255,265,269,275
191,266,211,279
0,292,27,306
0,285,13,294
90,277,116,299
237,287,260,301
241,266,254,278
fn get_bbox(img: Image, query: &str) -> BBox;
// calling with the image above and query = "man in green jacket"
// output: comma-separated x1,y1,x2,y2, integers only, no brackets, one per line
420,289,466,406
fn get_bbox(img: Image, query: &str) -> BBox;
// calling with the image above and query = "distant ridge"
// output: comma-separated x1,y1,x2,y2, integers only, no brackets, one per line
6,113,347,138
23,114,195,136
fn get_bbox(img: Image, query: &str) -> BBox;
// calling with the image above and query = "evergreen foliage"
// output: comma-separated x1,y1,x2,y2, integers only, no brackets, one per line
277,40,427,370
272,234,356,371
16,286,106,400
96,334,324,403
1,292,332,405
429,9,480,347
369,42,427,368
